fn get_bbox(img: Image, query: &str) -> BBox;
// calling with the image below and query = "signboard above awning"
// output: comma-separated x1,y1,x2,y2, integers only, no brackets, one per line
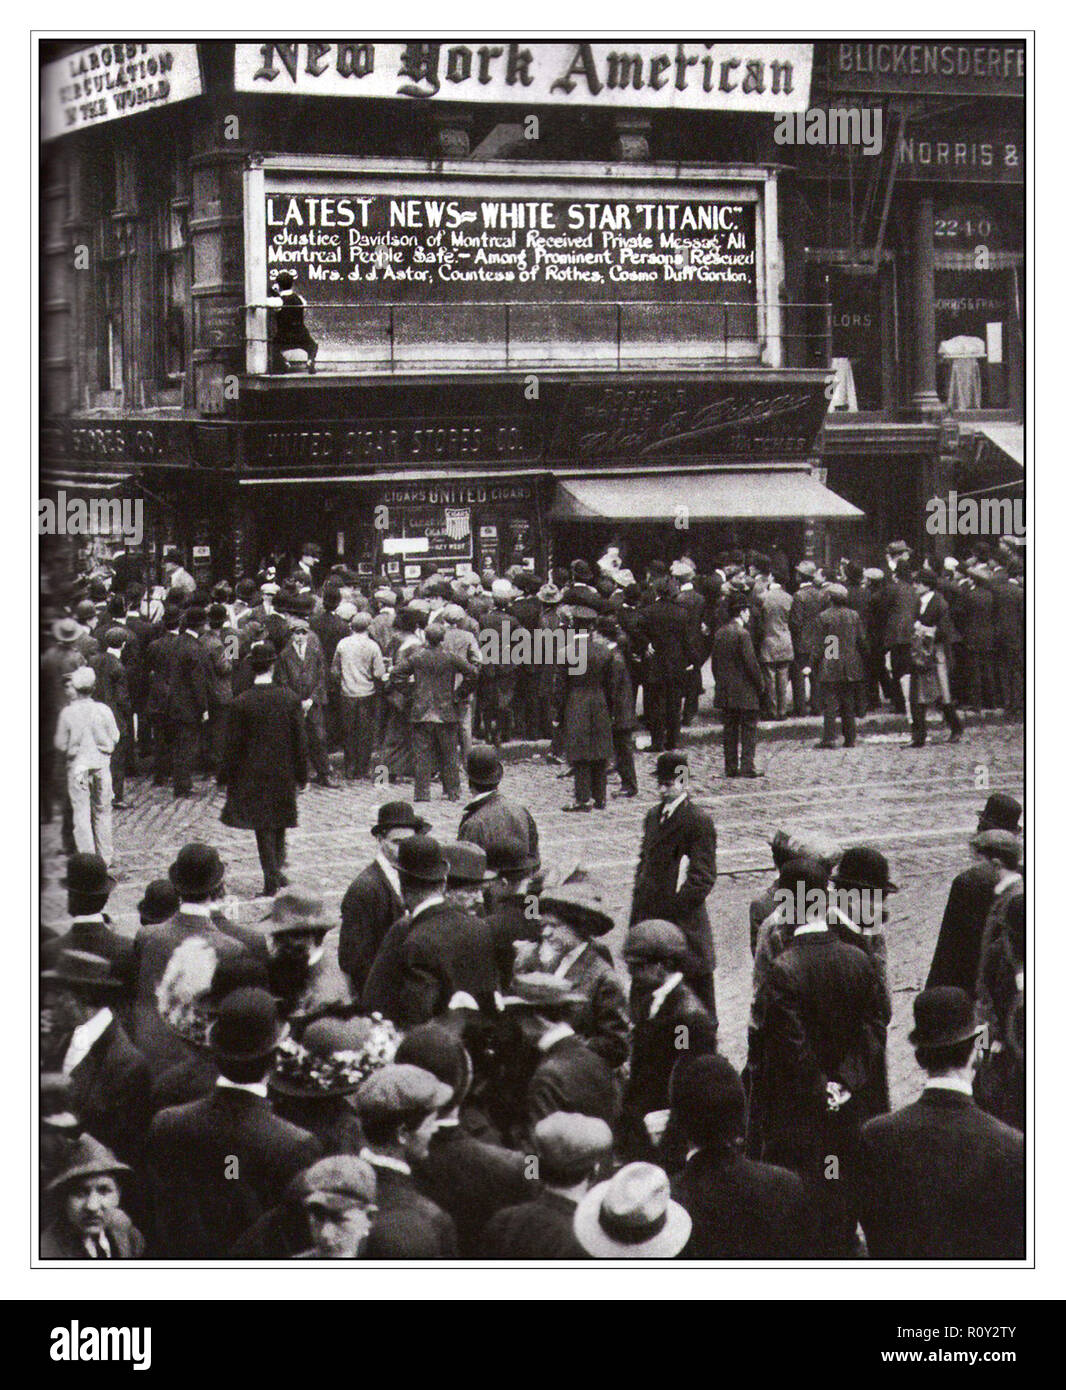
550,468,864,522
236,41,812,112
41,42,203,141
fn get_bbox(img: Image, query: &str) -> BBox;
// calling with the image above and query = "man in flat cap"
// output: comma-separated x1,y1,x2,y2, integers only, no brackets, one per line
619,920,716,1165
354,1063,458,1258
275,593,334,787
54,665,120,867
789,560,828,717
856,988,1023,1259
482,1112,613,1259
814,584,867,749
629,752,719,1017
297,1156,378,1259
927,795,1022,996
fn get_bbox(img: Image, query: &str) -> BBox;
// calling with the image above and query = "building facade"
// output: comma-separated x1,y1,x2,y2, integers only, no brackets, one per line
40,38,1025,588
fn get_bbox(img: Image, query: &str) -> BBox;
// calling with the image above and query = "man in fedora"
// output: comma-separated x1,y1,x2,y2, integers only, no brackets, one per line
41,950,151,1167
354,1063,458,1258
262,888,353,1027
499,974,618,1141
619,919,716,1165
857,987,1024,1259
373,835,497,1027
533,884,629,1069
457,744,539,865
275,592,334,787
927,794,1023,995
131,842,267,1011
297,1156,378,1259
440,841,496,918
629,751,719,1017
54,665,120,867
219,640,310,896
395,1023,529,1257
338,801,429,997
41,853,132,987
574,1161,691,1259
483,1111,612,1259
669,1054,814,1259
41,1134,144,1260
789,559,828,716
144,986,321,1258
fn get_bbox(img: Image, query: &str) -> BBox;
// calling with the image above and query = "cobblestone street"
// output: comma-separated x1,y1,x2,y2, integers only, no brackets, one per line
40,718,1024,1111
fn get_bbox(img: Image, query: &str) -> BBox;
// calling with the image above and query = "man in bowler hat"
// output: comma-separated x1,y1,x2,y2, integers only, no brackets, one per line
927,793,1022,995
629,752,719,1016
144,987,321,1258
338,801,429,997
457,744,539,865
856,987,1024,1259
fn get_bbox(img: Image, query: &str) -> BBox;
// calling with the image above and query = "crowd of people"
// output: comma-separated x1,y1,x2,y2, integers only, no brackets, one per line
38,535,1025,1260
40,532,1025,885
39,724,1024,1260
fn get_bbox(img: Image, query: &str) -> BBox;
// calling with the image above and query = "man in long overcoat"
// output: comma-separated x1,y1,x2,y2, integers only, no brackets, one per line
219,642,308,896
561,618,613,812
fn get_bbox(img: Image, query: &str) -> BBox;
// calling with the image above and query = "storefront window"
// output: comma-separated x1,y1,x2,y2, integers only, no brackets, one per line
806,254,896,411
154,155,189,388
934,200,1023,412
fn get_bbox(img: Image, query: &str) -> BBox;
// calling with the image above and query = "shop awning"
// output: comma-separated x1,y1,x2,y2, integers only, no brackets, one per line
550,469,864,523
978,424,1024,470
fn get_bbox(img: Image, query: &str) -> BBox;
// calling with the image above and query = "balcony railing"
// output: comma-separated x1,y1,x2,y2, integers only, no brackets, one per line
245,299,834,376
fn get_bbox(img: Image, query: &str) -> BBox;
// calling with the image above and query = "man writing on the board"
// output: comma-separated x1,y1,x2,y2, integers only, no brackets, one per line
268,270,318,374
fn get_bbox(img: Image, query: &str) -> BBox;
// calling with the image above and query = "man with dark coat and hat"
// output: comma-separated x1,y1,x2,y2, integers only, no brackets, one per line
788,560,828,716
670,1054,815,1259
167,606,214,799
814,585,868,749
533,884,629,1069
482,1112,613,1259
130,842,267,1014
498,974,619,1143
457,745,539,862
927,794,1023,995
41,950,151,1168
857,987,1024,1259
41,853,133,987
619,919,716,1166
747,870,889,1257
219,642,309,897
385,835,498,1027
338,801,428,998
641,577,694,752
629,752,719,1017
41,1134,144,1259
909,566,964,746
560,614,614,812
144,986,321,1258
274,592,334,787
396,1023,530,1257
711,590,766,777
261,889,353,1029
